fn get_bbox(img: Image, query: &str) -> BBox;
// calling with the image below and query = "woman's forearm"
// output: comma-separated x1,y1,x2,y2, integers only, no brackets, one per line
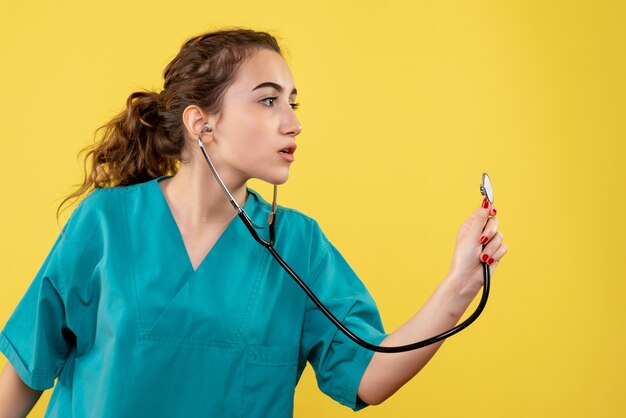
357,271,477,406
0,363,43,418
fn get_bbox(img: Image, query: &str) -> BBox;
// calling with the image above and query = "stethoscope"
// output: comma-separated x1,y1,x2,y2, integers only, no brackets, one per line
197,122,494,353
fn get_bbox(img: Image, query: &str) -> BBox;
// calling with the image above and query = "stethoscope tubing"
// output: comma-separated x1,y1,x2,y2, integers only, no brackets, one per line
239,210,491,353
199,135,491,353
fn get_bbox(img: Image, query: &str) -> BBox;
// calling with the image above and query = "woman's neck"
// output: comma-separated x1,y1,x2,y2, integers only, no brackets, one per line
159,159,248,228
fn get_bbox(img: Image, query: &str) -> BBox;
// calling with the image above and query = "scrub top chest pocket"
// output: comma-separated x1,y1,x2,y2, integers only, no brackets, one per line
242,344,300,418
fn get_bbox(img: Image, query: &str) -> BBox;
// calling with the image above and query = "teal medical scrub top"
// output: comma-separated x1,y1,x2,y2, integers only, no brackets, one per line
0,176,387,417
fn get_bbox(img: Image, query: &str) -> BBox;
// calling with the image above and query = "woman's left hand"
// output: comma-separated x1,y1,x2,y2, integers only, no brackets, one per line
447,198,508,300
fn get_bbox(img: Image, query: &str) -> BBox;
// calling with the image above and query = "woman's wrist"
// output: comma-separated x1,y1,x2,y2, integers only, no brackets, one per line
437,271,481,318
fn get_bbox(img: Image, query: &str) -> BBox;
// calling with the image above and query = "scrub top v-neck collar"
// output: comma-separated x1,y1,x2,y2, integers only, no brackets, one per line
151,175,269,275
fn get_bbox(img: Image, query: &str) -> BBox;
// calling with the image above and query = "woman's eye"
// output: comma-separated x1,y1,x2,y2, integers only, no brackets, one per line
260,98,300,110
261,97,276,106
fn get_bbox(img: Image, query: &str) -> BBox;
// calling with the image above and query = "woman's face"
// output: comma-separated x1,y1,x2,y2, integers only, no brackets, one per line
208,48,303,186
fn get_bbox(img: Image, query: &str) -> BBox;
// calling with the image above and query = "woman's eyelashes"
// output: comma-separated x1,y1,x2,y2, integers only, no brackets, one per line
260,97,300,110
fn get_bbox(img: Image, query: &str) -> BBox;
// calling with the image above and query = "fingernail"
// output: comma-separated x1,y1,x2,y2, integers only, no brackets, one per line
479,236,489,244
481,254,489,262
487,257,495,265
482,198,489,209
490,208,497,216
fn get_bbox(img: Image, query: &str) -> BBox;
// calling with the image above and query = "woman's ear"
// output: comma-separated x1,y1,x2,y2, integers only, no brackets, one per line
182,105,213,143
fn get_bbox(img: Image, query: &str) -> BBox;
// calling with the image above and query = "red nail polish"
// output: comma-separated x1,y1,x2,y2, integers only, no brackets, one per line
487,257,494,265
481,254,489,262
482,198,489,209
490,208,497,216
480,236,489,244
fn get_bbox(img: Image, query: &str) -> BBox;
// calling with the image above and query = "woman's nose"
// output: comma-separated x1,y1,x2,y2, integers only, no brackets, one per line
282,107,303,136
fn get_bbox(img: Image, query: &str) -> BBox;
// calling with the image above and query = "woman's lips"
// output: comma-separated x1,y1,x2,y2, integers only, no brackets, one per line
278,143,296,162
279,151,295,162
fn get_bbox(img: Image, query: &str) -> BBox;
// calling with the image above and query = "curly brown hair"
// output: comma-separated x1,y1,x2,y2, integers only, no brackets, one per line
57,28,281,221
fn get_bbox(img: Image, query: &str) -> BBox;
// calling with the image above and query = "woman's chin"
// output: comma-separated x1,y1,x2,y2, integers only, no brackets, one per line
259,171,290,186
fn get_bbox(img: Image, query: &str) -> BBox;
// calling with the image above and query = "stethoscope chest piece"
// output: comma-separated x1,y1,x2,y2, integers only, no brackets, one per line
480,172,494,204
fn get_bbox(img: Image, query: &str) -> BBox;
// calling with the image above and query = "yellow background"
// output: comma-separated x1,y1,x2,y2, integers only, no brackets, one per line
1,1,625,417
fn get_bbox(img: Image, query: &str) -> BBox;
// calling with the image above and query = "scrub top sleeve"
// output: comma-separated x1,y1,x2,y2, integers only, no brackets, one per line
300,225,387,411
0,231,73,391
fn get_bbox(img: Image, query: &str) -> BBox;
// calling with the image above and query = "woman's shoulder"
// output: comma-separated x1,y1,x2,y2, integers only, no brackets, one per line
80,178,151,203
62,179,153,236
74,178,154,208
55,180,155,270
248,189,322,231
276,205,317,227
262,198,333,256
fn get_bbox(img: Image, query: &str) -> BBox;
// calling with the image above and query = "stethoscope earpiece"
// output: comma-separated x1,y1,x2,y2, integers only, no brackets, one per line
197,122,213,144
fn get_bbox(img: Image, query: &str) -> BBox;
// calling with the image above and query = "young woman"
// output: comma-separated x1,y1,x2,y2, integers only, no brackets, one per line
0,28,507,417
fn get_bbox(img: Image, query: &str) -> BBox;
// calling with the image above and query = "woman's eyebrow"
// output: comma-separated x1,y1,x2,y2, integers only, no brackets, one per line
252,81,297,96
